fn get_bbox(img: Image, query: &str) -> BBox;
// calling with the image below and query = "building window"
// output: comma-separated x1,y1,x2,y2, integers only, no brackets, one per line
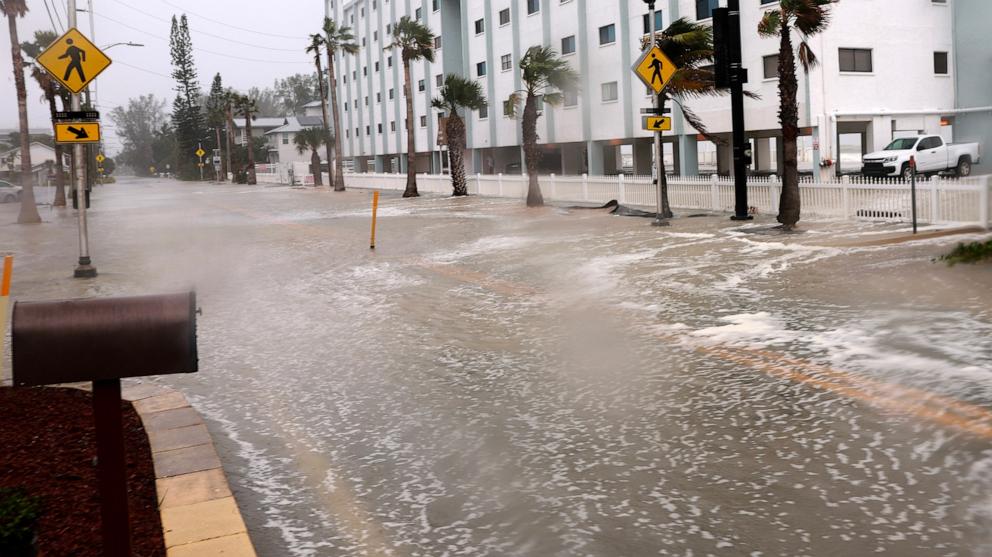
415,7,422,20
433,0,439,11
282,133,288,145
353,99,358,108
762,54,778,79
501,53,512,71
373,30,378,41
760,0,777,3
365,125,370,135
377,123,383,134
388,56,393,68
601,81,618,102
642,10,662,34
477,61,487,77
420,115,427,127
839,48,872,72
389,88,394,99
353,70,357,79
418,79,425,92
599,24,615,45
934,51,948,74
343,75,347,84
479,103,489,119
363,66,367,76
362,37,366,47
390,121,396,131
434,36,442,49
375,61,380,72
387,23,391,33
436,73,443,87
561,35,576,55
377,92,382,103
695,0,718,20
364,96,368,105
346,129,350,138
563,89,578,107
527,0,540,15
499,8,510,25
503,100,513,116
475,18,485,35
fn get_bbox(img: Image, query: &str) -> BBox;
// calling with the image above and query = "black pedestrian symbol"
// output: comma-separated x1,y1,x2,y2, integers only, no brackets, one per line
59,38,87,83
649,53,664,86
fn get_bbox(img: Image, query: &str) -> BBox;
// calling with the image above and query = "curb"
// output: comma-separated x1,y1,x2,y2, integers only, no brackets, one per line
819,225,989,247
123,382,257,556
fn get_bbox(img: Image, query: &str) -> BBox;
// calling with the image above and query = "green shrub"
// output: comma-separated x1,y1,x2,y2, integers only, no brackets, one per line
0,488,41,556
940,238,992,266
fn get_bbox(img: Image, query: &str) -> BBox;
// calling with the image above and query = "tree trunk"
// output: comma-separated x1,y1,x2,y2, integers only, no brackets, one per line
327,51,345,191
245,114,257,185
311,149,323,186
46,88,66,206
214,126,224,181
447,113,467,196
776,18,801,229
225,105,234,181
522,93,543,207
8,14,40,223
657,95,673,218
402,58,418,197
315,55,333,190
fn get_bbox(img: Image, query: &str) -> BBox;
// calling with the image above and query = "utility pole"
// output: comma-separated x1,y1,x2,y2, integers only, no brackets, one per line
69,0,97,278
714,0,753,221
645,0,669,227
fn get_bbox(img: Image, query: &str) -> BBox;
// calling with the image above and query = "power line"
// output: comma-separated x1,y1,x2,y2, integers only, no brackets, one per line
51,0,67,31
159,0,306,40
113,59,173,79
92,11,312,65
107,0,307,53
42,0,64,32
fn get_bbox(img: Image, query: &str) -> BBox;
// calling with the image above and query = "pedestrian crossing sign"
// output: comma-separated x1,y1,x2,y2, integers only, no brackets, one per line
37,28,112,94
195,148,206,158
633,46,677,95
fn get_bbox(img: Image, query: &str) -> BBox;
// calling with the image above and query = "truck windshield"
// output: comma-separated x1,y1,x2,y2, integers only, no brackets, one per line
884,138,919,150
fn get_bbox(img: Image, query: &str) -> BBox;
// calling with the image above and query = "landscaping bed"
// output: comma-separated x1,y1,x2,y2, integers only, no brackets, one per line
0,386,165,556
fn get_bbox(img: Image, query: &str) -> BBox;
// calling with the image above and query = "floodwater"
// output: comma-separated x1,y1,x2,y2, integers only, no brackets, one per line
3,178,992,556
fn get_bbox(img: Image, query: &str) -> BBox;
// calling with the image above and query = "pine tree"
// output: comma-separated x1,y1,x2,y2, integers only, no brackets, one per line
205,73,227,181
169,14,206,180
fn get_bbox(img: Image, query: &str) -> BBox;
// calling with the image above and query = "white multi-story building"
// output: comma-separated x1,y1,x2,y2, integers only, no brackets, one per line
326,0,990,177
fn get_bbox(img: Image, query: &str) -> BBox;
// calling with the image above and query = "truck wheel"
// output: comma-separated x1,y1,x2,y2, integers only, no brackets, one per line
901,164,914,181
956,157,972,177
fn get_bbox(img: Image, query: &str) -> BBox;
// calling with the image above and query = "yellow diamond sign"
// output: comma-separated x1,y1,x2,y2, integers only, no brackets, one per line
195,148,206,158
95,153,105,163
633,46,677,94
37,28,112,94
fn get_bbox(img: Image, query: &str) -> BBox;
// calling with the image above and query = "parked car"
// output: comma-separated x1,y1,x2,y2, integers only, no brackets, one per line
861,135,981,180
0,180,22,203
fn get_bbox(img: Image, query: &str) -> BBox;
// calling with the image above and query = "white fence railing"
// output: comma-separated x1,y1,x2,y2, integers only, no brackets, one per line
258,164,992,227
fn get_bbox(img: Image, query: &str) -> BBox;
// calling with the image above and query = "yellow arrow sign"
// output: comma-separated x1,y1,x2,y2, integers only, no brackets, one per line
633,46,677,94
37,28,112,94
642,116,672,132
195,148,206,158
54,121,101,144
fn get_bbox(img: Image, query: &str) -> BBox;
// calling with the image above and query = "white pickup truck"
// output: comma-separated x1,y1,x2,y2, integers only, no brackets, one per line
861,135,981,180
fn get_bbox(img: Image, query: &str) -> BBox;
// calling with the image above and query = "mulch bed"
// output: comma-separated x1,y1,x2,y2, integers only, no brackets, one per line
0,386,166,556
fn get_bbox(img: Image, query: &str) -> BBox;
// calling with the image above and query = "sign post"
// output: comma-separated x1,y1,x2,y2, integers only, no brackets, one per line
633,4,677,226
196,145,205,181
37,11,112,278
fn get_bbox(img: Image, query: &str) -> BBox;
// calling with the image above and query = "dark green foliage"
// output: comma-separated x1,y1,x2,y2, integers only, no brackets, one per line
169,14,207,181
940,239,992,265
111,95,172,176
0,488,41,556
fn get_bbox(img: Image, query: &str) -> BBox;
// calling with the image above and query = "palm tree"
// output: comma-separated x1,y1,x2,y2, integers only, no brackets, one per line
223,88,237,181
758,1,833,230
323,19,359,192
507,46,579,207
235,94,259,185
294,127,326,186
22,30,67,207
2,0,40,223
432,74,485,196
641,18,729,218
305,34,333,189
386,15,435,198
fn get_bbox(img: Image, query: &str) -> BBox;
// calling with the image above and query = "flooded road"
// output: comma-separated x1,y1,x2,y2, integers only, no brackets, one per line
3,178,992,556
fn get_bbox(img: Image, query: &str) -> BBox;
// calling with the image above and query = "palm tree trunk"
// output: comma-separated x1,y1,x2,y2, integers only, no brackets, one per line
245,114,257,185
8,14,40,223
314,55,333,190
214,126,224,181
522,93,543,207
402,59,418,197
327,51,345,191
658,96,673,218
777,18,801,228
311,149,323,186
447,114,467,196
46,88,66,206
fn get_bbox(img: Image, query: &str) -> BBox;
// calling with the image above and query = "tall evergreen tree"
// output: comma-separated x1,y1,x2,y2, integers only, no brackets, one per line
205,73,227,181
169,14,206,180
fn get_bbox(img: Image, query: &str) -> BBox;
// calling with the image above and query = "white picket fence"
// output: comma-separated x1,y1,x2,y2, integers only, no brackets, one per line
255,163,992,227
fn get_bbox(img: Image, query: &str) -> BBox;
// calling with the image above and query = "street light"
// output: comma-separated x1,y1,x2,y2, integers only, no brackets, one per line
100,42,145,50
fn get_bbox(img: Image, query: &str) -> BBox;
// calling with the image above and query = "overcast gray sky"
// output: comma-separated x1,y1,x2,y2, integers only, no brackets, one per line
1,0,324,154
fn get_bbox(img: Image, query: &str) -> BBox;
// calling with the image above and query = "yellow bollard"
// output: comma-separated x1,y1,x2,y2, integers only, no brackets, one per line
370,190,380,250
0,255,11,381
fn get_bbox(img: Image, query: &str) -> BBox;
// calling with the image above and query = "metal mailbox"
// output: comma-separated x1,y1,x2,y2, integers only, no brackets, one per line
12,291,198,387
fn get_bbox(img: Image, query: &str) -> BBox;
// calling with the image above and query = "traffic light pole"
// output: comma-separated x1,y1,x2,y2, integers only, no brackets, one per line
69,0,97,278
727,0,752,221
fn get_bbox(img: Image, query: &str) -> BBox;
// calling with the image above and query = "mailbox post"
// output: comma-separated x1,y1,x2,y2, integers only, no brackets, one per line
12,292,199,557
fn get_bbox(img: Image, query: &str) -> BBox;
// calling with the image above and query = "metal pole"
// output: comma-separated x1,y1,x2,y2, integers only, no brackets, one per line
69,0,96,278
198,142,204,181
648,1,668,226
728,0,752,221
910,156,918,234
92,378,132,557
